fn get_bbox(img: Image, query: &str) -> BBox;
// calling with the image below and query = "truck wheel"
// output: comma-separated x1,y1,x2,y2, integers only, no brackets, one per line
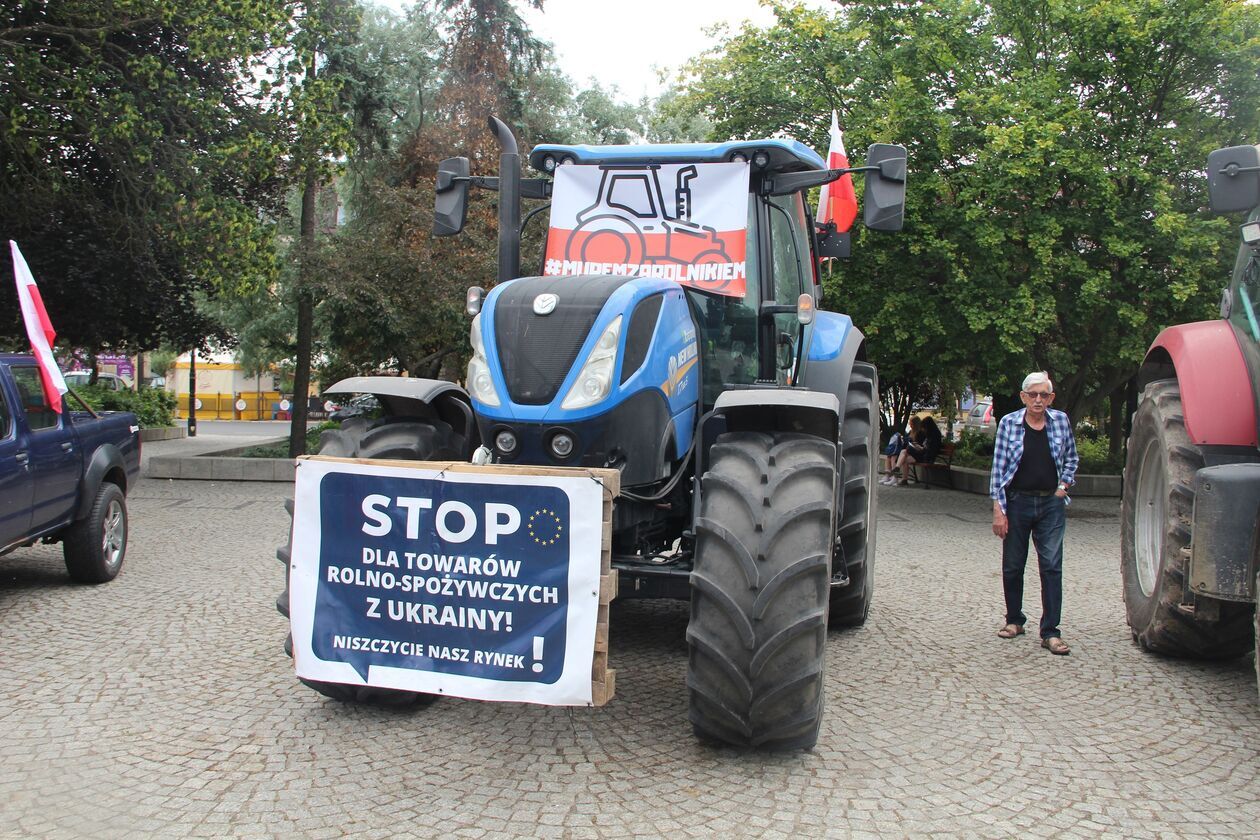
277,417,462,705
829,362,878,626
1121,379,1253,658
63,482,127,583
687,432,834,750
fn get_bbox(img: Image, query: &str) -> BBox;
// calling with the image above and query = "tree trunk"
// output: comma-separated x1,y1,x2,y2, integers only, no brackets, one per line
289,167,317,459
1108,382,1125,457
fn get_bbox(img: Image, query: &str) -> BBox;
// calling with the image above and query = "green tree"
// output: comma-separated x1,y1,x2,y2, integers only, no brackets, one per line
678,0,1260,428
0,0,294,353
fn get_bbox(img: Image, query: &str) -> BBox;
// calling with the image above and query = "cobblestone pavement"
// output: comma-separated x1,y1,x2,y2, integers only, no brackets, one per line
1,478,1256,839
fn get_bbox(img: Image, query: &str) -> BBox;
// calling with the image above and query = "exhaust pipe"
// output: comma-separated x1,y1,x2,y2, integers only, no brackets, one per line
489,117,521,284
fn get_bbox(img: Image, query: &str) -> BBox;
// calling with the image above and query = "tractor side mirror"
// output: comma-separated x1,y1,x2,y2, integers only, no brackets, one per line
863,144,907,232
1207,145,1260,214
434,157,471,236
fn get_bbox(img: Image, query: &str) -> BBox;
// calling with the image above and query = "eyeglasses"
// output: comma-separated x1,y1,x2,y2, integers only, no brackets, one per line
1022,391,1052,402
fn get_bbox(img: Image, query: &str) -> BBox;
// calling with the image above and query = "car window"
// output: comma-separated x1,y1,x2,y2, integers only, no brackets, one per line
11,366,59,431
0,382,11,439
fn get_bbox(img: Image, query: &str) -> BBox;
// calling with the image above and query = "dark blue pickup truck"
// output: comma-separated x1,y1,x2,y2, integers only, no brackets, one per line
0,353,141,582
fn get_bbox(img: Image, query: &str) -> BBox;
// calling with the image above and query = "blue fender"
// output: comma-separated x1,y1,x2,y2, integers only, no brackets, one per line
76,445,127,520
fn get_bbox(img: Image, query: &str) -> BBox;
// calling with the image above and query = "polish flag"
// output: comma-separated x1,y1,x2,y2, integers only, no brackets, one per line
817,111,858,233
10,241,68,413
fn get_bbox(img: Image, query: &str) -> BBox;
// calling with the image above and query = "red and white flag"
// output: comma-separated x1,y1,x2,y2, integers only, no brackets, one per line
817,111,858,233
10,241,68,413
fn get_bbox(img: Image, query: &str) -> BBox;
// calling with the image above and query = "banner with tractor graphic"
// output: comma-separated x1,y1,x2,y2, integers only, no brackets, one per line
542,161,750,297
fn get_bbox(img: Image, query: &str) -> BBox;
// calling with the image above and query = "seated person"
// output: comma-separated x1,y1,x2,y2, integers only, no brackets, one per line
880,416,921,485
895,415,942,486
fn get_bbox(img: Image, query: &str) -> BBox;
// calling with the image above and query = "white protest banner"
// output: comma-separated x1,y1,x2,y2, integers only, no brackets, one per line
289,457,608,706
542,162,750,297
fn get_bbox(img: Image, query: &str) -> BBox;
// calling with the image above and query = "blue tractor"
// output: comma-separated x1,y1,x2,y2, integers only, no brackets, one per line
278,118,906,750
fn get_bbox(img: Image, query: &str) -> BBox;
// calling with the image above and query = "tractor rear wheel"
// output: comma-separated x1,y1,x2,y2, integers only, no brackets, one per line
687,432,835,750
1121,379,1253,658
276,417,463,705
829,363,878,626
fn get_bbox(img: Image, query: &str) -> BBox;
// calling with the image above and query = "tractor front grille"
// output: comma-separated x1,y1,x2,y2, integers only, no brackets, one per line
494,275,636,405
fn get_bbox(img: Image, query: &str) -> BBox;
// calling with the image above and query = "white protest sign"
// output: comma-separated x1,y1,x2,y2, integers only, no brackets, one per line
289,457,607,706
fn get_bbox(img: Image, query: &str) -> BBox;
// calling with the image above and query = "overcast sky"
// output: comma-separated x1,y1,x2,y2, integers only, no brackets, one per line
518,0,799,101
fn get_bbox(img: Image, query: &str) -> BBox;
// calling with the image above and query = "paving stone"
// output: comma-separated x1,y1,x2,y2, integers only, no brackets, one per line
0,480,1255,837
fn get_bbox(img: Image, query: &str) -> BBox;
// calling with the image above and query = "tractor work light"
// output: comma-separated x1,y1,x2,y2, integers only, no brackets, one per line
729,152,748,163
466,286,485,316
560,315,623,410
549,432,575,459
467,314,501,407
752,151,771,169
494,429,518,455
542,155,557,172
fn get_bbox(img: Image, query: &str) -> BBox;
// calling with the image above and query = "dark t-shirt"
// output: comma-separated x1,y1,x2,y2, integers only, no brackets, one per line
1009,421,1057,492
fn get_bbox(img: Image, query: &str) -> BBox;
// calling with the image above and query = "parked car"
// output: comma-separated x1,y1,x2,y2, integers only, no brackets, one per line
963,400,995,436
64,371,131,392
1,355,142,582
328,393,380,421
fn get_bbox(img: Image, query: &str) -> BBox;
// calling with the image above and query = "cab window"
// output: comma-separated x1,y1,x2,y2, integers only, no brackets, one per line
767,193,812,383
1230,243,1260,348
0,381,12,439
11,366,59,431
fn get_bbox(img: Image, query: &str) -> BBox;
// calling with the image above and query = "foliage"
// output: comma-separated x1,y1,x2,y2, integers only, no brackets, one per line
677,0,1260,422
950,426,1122,474
71,384,177,429
0,0,297,353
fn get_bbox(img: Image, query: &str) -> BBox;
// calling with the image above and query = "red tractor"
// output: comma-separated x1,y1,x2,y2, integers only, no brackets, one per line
1121,143,1260,697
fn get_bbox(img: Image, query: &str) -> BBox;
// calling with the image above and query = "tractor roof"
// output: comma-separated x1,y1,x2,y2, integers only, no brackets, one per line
528,139,825,175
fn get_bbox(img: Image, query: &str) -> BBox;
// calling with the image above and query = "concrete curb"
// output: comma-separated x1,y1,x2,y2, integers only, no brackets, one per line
140,427,186,442
949,465,1121,497
148,438,296,482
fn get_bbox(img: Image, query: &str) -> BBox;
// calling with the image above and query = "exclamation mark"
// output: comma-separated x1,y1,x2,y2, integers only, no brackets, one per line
532,636,544,673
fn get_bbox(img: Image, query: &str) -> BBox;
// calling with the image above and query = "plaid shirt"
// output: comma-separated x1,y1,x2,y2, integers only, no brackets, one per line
989,407,1079,513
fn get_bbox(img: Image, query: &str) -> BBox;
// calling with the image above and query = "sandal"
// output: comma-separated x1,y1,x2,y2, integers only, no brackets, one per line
997,623,1025,639
1041,637,1071,655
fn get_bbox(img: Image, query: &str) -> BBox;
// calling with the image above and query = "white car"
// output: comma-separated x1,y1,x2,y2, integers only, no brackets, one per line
63,371,131,391
964,400,995,436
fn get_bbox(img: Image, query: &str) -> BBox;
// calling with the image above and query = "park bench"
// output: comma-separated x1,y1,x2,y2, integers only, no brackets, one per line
910,440,956,488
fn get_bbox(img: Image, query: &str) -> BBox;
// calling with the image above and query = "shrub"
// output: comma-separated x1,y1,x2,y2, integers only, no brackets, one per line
948,429,1123,475
1075,436,1124,475
72,384,177,428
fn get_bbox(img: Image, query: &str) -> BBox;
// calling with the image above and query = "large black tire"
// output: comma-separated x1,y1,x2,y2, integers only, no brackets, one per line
687,432,835,750
1121,380,1253,658
829,362,879,626
278,417,463,705
63,482,127,583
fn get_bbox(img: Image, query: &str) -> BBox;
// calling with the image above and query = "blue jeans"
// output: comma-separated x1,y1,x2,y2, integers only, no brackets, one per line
1001,492,1066,639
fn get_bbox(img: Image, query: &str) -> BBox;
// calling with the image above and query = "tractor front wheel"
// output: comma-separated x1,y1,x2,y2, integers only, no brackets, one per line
276,417,463,705
829,362,878,626
1120,379,1253,658
687,432,835,750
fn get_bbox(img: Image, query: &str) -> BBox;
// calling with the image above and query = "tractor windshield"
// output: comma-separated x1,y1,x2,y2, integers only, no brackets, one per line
1231,222,1260,346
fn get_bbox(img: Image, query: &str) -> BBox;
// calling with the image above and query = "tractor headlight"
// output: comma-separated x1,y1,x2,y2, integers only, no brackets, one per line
467,314,501,407
560,316,622,410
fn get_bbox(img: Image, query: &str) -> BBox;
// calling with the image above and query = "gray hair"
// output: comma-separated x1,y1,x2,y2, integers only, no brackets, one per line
1022,371,1053,392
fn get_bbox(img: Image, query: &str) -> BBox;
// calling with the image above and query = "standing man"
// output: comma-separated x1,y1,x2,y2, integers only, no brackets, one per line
990,371,1079,655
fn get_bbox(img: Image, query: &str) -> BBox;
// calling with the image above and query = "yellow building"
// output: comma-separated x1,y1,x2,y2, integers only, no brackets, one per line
167,352,284,420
